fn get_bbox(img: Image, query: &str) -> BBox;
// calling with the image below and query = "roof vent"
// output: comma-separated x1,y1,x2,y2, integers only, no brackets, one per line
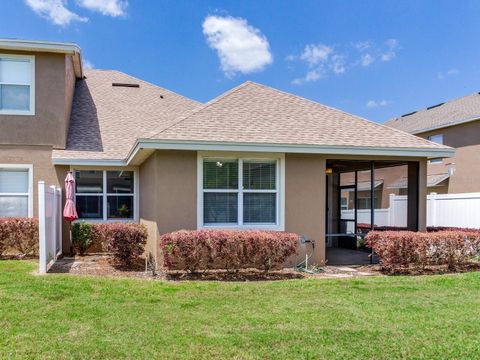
401,111,417,117
112,83,140,88
159,94,164,99
427,102,444,110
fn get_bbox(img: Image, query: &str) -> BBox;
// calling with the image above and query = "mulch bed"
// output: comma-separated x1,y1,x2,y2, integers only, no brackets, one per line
46,254,381,281
379,262,480,276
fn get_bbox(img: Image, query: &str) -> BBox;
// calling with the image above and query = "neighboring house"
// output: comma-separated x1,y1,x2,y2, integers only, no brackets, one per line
0,39,454,265
339,93,480,212
385,93,480,194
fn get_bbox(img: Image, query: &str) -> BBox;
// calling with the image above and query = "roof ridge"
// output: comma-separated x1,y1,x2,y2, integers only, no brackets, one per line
385,91,480,124
246,81,448,149
148,81,253,139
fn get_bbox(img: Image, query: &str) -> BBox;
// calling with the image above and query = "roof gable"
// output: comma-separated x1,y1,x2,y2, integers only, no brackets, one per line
53,69,200,161
149,81,449,150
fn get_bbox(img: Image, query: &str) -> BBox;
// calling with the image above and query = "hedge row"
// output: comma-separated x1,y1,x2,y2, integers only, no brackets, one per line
366,230,480,273
160,229,299,273
357,223,480,233
0,218,39,256
72,222,147,268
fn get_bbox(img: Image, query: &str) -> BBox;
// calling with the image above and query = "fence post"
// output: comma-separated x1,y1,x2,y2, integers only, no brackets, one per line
38,181,46,274
50,185,57,261
430,192,437,227
57,187,62,256
388,193,396,226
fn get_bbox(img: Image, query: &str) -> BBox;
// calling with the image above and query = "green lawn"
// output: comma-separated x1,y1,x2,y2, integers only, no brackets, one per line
1,261,480,359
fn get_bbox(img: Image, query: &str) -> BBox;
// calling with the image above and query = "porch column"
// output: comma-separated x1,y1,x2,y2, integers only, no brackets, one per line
407,160,427,231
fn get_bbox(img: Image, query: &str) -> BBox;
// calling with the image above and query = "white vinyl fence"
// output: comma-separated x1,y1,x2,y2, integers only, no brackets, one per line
38,181,62,274
341,192,480,229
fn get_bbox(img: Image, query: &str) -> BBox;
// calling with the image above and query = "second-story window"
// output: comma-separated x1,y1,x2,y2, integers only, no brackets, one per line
0,55,35,115
428,134,444,164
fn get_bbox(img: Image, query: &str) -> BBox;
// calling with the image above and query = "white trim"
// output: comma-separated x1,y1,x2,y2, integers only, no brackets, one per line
128,139,456,164
197,152,285,231
0,54,35,116
0,163,33,217
53,158,126,166
0,39,81,54
72,168,139,222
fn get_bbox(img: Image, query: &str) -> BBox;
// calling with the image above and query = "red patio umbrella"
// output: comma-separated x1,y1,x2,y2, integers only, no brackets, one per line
63,171,78,222
63,172,78,255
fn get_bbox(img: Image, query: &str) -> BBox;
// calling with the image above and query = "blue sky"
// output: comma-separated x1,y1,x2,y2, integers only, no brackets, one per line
2,0,480,122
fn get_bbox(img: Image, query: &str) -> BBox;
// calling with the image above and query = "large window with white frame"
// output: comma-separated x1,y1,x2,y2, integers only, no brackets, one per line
0,165,33,217
0,55,35,115
200,156,283,229
74,170,137,221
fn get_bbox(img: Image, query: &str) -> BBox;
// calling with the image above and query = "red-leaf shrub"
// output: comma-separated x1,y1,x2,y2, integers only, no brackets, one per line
358,223,480,234
93,223,148,268
366,230,480,273
0,217,39,256
160,230,299,273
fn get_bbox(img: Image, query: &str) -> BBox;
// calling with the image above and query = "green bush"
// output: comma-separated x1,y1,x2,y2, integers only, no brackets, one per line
72,222,93,255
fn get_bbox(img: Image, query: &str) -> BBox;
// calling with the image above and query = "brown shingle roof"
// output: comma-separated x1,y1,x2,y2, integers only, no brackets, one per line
385,92,480,134
52,69,200,161
149,81,449,150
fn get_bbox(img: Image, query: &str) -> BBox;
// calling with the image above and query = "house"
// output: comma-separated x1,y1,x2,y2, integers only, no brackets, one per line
385,93,480,194
0,39,454,265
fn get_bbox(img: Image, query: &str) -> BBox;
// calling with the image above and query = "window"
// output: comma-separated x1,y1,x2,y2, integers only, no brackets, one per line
0,55,35,115
200,156,283,229
0,165,32,217
428,134,444,164
75,170,137,221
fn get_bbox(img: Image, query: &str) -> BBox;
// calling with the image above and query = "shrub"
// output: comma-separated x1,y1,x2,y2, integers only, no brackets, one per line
0,217,39,256
160,229,299,273
366,230,480,273
93,223,148,268
71,221,93,255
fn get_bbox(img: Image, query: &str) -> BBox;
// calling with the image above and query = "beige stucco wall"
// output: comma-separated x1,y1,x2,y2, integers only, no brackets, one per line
139,150,197,265
419,121,480,193
0,50,76,149
284,154,326,265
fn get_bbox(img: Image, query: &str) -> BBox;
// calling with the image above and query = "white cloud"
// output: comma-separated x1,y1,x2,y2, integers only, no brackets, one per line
76,0,127,17
366,99,389,108
289,39,400,85
83,59,94,69
438,68,460,80
353,41,372,52
360,53,375,67
299,44,333,67
202,15,273,77
292,68,325,85
380,39,398,62
25,0,87,26
331,54,346,74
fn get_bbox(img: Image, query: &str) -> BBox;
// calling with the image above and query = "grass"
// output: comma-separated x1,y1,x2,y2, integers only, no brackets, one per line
1,261,480,359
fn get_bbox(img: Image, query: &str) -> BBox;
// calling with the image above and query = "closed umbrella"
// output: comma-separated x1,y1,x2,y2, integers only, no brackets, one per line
63,172,78,254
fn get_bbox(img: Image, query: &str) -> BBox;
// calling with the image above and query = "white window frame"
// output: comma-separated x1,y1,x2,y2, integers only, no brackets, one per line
197,152,285,231
72,167,139,223
0,54,35,116
0,164,33,217
428,134,444,164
